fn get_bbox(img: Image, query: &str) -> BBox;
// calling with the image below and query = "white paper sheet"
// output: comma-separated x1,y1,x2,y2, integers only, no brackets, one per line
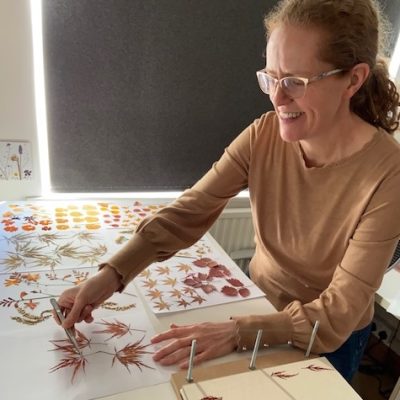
0,313,172,400
133,235,265,314
0,266,142,331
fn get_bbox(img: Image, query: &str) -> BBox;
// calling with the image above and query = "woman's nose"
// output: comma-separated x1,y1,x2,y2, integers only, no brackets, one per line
269,84,292,107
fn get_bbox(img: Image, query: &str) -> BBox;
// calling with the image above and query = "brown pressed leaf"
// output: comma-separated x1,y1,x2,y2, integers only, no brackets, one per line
162,277,177,287
141,278,158,289
93,319,144,340
155,266,170,275
170,289,183,299
239,287,250,297
138,269,151,279
177,298,191,308
226,278,244,287
177,263,192,273
182,287,197,296
154,299,170,311
146,288,163,300
221,286,238,296
49,354,87,383
113,337,154,372
190,295,206,304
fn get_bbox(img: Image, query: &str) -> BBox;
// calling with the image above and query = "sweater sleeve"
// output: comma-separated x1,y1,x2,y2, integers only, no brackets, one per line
102,117,262,286
232,171,400,353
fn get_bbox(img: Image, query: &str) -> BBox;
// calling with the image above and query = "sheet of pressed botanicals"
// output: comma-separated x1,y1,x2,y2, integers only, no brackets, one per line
0,288,174,400
0,266,139,331
131,234,265,314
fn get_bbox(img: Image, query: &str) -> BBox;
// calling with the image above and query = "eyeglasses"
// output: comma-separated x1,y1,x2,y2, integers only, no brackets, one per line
256,68,345,99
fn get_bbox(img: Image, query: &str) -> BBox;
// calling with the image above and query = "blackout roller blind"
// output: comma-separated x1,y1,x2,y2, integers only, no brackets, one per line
42,0,399,193
43,1,275,192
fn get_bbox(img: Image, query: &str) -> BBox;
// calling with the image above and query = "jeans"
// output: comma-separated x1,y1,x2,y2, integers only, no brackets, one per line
321,323,372,382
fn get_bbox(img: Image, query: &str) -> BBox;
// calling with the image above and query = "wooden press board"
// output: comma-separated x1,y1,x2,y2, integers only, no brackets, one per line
171,349,362,400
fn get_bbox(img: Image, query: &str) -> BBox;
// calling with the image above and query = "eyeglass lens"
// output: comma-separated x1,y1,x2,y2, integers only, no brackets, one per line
257,73,306,98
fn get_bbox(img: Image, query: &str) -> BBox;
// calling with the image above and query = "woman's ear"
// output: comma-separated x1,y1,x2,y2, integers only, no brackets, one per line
344,63,370,99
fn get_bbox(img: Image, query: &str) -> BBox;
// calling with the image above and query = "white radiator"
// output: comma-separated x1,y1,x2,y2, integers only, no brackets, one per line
209,208,255,272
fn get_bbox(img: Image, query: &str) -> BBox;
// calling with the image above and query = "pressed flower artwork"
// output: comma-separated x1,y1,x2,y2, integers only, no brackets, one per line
135,235,265,314
0,267,137,330
0,311,171,400
0,200,165,233
0,141,33,180
0,230,111,273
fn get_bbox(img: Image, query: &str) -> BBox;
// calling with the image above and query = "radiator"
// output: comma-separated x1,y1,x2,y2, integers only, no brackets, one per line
209,208,255,272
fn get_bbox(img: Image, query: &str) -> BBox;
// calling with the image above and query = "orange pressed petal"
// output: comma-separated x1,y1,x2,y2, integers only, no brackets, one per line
22,224,36,231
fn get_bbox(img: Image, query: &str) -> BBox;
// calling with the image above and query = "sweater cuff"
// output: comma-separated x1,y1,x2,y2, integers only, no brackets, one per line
230,311,293,351
100,233,157,288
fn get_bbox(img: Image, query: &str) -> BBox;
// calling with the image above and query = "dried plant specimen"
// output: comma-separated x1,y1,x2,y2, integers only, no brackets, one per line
50,353,88,383
201,397,222,400
270,370,299,379
93,319,145,340
112,338,154,372
302,364,333,372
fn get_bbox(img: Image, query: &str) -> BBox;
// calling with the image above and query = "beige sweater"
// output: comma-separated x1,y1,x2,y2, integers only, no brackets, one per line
105,112,400,353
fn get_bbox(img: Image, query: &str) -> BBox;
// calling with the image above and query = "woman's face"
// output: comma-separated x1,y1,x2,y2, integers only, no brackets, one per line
266,24,349,143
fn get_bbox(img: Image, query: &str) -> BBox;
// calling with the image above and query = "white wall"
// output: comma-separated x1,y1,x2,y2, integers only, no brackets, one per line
0,0,41,200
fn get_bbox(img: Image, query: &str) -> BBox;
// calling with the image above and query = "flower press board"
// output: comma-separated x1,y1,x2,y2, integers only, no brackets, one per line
170,347,308,399
178,356,362,400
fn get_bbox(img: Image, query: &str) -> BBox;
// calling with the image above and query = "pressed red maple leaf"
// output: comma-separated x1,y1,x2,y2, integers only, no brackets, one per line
193,258,219,268
221,286,238,296
239,287,250,297
207,265,231,278
226,278,244,287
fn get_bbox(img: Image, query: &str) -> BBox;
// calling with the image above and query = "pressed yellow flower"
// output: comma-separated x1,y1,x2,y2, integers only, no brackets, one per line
55,218,68,224
56,224,70,230
84,217,99,222
85,210,99,216
22,273,40,282
69,211,83,217
5,277,22,286
85,223,101,230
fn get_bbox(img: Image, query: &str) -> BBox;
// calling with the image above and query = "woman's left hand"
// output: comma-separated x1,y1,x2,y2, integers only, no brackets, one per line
151,320,238,369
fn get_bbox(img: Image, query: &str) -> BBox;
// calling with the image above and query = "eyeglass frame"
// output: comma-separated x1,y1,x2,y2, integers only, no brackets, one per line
256,68,345,99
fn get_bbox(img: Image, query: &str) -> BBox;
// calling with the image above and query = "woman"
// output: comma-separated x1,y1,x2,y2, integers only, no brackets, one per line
56,0,400,382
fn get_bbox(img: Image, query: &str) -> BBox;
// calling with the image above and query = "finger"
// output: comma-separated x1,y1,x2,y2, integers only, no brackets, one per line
62,297,86,328
151,325,193,343
154,344,192,366
152,337,193,361
77,304,94,323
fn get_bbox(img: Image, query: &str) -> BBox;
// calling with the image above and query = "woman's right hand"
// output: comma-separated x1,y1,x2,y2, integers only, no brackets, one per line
55,265,122,329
